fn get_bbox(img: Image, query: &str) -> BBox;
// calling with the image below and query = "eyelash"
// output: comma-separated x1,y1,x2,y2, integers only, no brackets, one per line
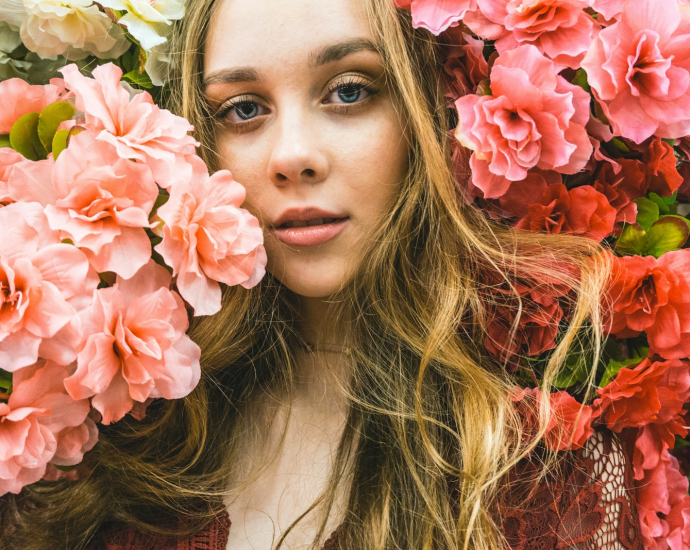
214,75,379,131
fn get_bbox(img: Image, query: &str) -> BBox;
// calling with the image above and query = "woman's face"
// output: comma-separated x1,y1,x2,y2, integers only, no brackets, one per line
204,0,409,298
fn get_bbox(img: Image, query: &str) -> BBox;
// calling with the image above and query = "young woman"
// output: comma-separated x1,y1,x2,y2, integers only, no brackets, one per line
1,0,643,548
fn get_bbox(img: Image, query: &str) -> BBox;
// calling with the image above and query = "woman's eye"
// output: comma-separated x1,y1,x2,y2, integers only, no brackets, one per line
326,80,377,106
335,84,366,103
220,100,266,124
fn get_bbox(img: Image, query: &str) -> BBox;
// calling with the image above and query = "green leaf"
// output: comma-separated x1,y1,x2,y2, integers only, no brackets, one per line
615,224,647,256
609,137,630,153
52,129,70,160
634,197,659,232
645,216,690,257
571,69,590,93
0,369,12,391
122,69,153,89
675,436,690,448
10,112,46,160
0,134,10,148
663,138,678,147
38,101,75,152
599,351,647,388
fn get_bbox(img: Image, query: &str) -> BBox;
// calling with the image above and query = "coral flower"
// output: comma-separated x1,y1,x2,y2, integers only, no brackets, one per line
543,391,598,451
606,251,690,358
0,148,24,203
64,261,201,425
59,63,199,188
0,202,98,371
155,157,266,316
517,183,616,241
465,0,598,69
23,132,159,279
581,0,690,142
0,77,63,134
394,0,478,34
0,360,92,496
455,45,592,199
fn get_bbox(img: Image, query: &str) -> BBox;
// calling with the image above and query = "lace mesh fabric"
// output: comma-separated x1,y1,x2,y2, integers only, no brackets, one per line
89,429,644,550
498,429,643,549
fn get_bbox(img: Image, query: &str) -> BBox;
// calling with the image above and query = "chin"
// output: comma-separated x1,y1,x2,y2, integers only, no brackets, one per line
267,256,354,299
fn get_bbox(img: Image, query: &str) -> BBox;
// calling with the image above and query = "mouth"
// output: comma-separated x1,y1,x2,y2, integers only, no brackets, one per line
272,217,350,246
276,217,346,229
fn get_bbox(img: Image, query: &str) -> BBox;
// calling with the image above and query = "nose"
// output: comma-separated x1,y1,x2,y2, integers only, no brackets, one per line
266,108,329,187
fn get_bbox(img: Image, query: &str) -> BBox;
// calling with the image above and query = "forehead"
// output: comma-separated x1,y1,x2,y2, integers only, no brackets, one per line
204,0,373,74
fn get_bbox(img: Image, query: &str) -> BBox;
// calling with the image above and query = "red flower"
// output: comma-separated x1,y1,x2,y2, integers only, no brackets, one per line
516,183,616,241
594,357,690,431
485,281,565,366
606,251,690,359
543,391,599,451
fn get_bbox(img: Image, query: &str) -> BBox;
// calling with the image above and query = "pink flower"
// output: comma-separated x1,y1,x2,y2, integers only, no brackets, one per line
581,0,690,143
637,452,690,550
0,78,63,134
465,0,598,69
155,157,266,316
455,45,592,199
394,0,478,35
64,261,202,425
441,27,490,101
606,251,690,359
27,133,158,279
59,63,198,188
589,0,624,21
516,183,616,240
0,202,98,371
0,148,25,203
0,360,92,496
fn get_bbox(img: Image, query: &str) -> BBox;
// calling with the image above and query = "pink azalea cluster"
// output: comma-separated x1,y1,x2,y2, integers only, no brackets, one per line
0,63,266,495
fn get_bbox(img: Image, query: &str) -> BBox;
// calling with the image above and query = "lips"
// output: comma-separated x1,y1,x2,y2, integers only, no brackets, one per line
271,208,349,246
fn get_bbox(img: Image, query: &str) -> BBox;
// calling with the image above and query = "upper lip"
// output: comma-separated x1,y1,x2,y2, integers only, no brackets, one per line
272,207,347,229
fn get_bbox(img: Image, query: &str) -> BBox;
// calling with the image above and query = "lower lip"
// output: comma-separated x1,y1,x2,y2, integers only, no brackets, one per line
272,218,349,246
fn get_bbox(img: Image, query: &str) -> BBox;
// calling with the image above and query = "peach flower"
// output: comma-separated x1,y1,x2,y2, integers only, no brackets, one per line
0,360,92,495
581,0,690,143
455,45,592,199
0,202,98,371
59,63,198,188
155,157,266,315
40,133,158,279
588,0,624,21
465,0,598,69
0,77,62,134
394,0,478,35
64,261,202,425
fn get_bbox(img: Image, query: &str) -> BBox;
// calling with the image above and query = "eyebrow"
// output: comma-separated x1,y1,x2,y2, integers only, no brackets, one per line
203,38,379,88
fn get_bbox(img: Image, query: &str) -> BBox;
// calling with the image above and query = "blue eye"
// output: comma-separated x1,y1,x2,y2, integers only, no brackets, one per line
234,101,259,120
337,84,364,103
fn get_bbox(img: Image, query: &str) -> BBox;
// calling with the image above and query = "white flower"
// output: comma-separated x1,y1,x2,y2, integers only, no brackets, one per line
0,0,130,60
100,0,184,51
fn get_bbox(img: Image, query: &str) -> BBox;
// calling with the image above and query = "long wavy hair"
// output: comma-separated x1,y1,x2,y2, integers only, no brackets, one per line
0,1,610,549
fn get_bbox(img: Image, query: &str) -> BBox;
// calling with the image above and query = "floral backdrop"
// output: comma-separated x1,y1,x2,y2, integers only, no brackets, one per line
1,0,690,547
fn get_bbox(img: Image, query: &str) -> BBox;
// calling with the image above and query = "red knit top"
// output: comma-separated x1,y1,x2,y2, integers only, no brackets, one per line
89,430,644,550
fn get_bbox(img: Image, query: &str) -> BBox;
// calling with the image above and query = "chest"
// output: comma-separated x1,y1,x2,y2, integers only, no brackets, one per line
224,405,349,550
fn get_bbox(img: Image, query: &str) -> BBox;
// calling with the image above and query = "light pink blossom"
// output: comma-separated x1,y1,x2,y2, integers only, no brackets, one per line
465,0,598,69
0,78,63,134
394,0,478,35
455,45,592,198
588,0,624,21
0,360,92,496
59,63,198,188
155,157,266,315
0,148,24,203
0,202,98,371
581,0,690,143
33,133,158,279
64,261,202,425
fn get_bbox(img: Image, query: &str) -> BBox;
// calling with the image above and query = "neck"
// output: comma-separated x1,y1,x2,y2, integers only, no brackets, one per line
291,295,352,409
